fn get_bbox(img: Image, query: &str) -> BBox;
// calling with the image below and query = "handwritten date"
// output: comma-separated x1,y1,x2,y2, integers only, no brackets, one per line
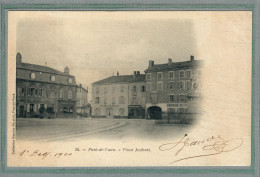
19,149,72,159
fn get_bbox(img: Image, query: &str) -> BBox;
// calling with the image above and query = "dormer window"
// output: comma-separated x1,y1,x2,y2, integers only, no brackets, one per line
30,73,35,79
68,78,72,84
50,75,55,81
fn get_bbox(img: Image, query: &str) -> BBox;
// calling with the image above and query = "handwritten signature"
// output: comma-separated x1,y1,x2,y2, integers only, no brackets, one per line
159,134,243,164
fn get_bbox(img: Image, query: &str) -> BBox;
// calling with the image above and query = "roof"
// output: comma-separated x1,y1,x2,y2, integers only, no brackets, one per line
16,62,77,86
144,60,203,72
92,74,145,85
17,62,71,76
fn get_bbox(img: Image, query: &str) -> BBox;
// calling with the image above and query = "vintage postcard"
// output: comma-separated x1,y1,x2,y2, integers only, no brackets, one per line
6,10,252,167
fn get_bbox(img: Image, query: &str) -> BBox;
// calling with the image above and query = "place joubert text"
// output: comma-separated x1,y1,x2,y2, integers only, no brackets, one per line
84,147,151,152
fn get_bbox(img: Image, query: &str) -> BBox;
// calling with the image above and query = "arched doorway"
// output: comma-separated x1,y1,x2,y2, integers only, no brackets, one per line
147,106,162,119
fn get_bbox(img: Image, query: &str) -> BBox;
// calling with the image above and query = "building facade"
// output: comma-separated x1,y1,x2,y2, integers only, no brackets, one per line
16,53,78,118
144,56,202,122
91,72,146,119
76,84,90,117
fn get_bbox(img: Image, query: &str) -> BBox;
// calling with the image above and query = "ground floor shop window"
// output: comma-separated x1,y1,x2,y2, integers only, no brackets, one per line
30,104,34,112
60,105,74,113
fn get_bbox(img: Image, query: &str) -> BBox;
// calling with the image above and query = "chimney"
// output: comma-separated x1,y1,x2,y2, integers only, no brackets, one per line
133,71,137,79
168,58,172,65
16,53,22,65
136,71,140,76
149,60,154,69
64,66,69,74
190,55,194,61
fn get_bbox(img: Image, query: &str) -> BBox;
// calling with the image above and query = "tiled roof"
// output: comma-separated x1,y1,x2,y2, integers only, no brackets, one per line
92,74,145,85
17,62,70,76
16,62,77,86
144,60,203,72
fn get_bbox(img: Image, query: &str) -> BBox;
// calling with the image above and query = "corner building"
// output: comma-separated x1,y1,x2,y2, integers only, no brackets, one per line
16,53,78,118
91,72,146,119
144,56,203,121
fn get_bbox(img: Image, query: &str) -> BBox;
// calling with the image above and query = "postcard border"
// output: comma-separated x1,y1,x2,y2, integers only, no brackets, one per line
0,3,258,176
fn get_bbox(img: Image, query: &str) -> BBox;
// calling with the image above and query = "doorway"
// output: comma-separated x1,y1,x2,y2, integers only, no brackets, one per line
106,108,113,118
147,106,162,119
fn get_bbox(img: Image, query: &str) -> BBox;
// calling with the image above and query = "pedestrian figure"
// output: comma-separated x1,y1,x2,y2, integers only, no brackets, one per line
39,106,45,119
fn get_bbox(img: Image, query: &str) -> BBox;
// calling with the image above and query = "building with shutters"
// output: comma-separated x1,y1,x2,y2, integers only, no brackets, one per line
16,53,78,118
91,71,146,119
144,56,203,123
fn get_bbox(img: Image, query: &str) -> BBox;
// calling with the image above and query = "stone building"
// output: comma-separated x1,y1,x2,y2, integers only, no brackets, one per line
16,53,78,118
144,56,203,123
91,71,146,119
76,84,90,117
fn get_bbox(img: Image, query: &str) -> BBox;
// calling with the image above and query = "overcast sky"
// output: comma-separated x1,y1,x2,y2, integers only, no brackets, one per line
11,11,251,101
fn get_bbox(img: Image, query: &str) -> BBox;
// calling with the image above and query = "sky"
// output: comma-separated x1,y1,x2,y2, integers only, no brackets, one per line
10,11,252,101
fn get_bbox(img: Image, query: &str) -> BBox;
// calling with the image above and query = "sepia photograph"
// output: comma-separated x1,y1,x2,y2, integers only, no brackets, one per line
6,10,252,167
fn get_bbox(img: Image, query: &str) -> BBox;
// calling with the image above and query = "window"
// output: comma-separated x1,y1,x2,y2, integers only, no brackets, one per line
132,97,137,105
50,90,56,98
63,107,68,113
30,73,35,79
119,96,125,104
104,87,108,94
151,93,158,104
169,95,175,102
69,106,74,113
169,82,175,90
141,86,145,92
186,70,191,78
157,82,163,90
46,90,49,98
68,78,72,84
186,81,191,90
17,87,25,96
157,72,163,79
178,81,184,90
120,86,124,92
133,86,137,92
50,75,55,81
68,90,72,99
35,89,38,97
146,83,151,91
39,89,44,97
146,73,151,80
179,71,185,78
169,71,174,79
179,94,187,102
60,88,64,98
112,97,115,104
28,88,35,96
104,98,107,104
119,108,125,116
95,97,100,104
30,104,34,112
96,87,99,94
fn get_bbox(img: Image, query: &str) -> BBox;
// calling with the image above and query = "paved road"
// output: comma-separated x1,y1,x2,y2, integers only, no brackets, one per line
16,118,191,142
